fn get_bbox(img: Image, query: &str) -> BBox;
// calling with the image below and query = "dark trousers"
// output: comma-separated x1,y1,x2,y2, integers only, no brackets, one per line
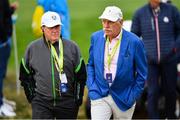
0,38,11,106
31,94,79,119
147,61,177,119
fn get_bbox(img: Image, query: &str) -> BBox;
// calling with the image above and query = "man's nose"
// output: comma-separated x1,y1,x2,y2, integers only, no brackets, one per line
104,22,110,28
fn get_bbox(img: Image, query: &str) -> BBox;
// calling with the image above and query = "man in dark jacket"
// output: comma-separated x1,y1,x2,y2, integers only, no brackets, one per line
131,0,180,119
19,11,87,119
0,0,18,117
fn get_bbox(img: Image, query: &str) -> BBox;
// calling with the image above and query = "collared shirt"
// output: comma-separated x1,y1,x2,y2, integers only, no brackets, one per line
104,30,122,86
153,6,160,15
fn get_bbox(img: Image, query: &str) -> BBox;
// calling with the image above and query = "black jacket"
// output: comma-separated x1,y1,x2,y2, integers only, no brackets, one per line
0,0,14,43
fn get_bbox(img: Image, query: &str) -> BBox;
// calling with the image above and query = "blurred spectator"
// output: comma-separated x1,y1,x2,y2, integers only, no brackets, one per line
131,0,180,119
0,0,18,117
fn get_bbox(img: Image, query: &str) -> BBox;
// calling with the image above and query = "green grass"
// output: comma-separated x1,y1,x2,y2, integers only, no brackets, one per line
4,0,180,119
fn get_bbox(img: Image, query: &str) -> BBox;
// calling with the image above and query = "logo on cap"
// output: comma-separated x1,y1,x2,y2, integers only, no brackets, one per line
52,15,57,20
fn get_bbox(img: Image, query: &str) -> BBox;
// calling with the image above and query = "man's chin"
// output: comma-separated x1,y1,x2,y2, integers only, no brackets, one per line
50,39,59,43
105,33,111,37
104,30,112,35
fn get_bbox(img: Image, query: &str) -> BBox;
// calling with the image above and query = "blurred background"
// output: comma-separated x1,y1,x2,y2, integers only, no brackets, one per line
3,0,180,119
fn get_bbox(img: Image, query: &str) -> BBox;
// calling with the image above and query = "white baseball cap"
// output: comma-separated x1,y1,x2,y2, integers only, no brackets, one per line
161,0,171,3
99,6,123,22
41,11,63,27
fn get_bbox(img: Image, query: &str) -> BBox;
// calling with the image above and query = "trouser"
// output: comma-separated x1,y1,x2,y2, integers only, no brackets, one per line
147,62,177,119
31,93,79,119
0,38,11,106
91,95,135,120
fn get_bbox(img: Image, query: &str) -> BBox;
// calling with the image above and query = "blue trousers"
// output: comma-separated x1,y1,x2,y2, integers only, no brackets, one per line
147,61,177,119
0,38,11,106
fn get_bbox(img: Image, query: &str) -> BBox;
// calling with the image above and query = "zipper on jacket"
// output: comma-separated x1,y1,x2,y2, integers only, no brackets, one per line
51,48,56,106
154,14,161,63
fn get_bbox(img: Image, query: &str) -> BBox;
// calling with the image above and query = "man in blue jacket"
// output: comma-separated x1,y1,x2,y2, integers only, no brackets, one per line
37,0,70,39
86,6,148,119
131,0,180,118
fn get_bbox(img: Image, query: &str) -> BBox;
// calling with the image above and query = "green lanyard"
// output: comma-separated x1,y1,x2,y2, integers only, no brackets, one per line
51,38,63,73
106,32,122,71
50,38,64,83
47,38,64,104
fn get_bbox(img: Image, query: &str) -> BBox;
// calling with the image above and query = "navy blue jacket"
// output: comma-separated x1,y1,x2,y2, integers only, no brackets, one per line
131,3,180,63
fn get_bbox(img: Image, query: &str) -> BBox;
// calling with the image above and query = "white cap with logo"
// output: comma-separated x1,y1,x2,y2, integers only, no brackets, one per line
41,11,63,27
99,6,123,22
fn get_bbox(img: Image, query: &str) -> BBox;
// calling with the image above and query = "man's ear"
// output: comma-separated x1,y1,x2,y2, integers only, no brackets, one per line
120,19,123,25
41,26,44,32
